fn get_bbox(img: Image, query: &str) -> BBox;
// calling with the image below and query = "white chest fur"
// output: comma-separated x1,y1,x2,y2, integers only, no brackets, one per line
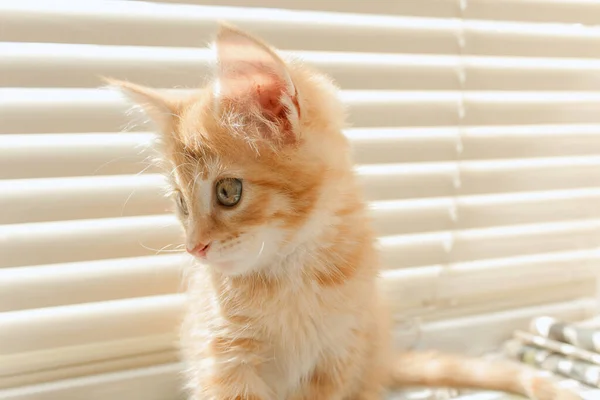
183,256,371,400
257,281,360,398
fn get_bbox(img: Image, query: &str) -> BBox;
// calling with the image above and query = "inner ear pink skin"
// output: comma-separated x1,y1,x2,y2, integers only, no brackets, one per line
215,24,300,145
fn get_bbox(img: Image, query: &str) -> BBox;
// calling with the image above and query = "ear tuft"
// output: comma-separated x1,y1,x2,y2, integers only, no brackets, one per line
104,78,179,132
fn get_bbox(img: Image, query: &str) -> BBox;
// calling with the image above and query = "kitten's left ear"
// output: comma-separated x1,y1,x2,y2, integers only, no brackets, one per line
105,78,180,134
214,23,301,143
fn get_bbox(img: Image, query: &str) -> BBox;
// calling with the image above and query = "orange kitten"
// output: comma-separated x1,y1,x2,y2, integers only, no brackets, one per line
112,23,581,400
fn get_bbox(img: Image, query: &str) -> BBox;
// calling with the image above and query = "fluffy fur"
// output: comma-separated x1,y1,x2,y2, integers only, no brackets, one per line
112,23,581,400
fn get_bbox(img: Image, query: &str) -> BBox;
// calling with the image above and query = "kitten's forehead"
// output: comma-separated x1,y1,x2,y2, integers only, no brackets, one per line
175,95,256,164
171,157,219,215
173,155,221,189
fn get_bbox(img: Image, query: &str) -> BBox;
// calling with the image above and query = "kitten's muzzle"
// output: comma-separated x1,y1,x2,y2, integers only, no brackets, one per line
187,242,211,258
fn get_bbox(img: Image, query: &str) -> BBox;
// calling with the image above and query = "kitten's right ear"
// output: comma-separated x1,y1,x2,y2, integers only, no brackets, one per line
214,23,300,145
105,78,180,133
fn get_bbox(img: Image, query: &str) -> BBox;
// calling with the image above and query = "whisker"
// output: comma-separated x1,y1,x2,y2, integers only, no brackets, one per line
251,240,266,265
120,189,138,217
134,162,155,177
138,242,186,255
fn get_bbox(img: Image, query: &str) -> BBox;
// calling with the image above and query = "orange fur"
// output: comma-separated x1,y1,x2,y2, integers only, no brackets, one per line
114,23,581,400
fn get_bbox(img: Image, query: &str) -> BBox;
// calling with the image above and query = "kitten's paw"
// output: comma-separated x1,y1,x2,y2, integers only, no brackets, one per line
557,393,583,400
525,374,582,400
546,387,582,400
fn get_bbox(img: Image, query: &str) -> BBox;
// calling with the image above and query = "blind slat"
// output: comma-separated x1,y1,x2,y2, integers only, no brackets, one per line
0,295,184,355
2,345,176,390
0,175,168,225
374,187,600,235
352,124,600,164
3,164,600,225
0,255,185,312
154,0,600,26
382,248,598,313
0,216,181,268
8,43,600,92
419,281,596,325
0,2,455,53
464,0,600,25
8,89,600,134
0,363,184,400
464,23,600,59
4,214,600,271
4,297,595,400
0,133,156,179
3,187,600,274
361,156,600,201
6,2,600,59
381,219,600,269
5,247,594,313
4,214,600,312
7,125,600,180
418,297,597,355
2,273,594,364
6,291,597,391
0,44,458,91
0,89,460,134
148,0,458,18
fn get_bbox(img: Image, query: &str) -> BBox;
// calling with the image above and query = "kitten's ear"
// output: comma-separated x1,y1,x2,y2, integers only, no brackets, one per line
214,23,300,143
105,78,179,132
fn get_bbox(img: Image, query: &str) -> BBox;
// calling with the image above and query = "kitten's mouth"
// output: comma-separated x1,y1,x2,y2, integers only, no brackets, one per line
187,242,211,258
196,243,210,258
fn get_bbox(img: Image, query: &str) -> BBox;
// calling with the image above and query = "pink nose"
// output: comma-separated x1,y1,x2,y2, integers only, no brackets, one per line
187,242,211,257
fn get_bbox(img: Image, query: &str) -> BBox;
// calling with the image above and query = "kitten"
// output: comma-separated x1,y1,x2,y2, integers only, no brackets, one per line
111,23,581,400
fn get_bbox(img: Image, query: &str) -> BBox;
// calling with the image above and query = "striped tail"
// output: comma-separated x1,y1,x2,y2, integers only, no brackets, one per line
389,350,582,400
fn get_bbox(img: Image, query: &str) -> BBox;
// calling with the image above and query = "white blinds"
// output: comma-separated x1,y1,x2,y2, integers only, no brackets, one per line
2,0,600,399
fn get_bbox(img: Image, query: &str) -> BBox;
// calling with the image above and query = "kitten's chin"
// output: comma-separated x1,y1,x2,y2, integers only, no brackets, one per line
205,228,280,276
207,258,259,277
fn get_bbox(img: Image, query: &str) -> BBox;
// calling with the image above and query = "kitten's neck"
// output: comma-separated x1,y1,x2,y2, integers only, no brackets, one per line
213,197,375,297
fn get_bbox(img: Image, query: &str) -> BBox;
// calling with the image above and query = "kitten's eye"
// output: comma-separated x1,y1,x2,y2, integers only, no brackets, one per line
216,178,243,207
175,191,188,215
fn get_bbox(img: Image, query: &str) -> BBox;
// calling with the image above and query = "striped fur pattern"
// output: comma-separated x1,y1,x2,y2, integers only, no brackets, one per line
112,23,582,400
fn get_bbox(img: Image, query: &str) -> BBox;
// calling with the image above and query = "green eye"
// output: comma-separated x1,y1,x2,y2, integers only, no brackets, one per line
216,178,242,207
175,191,188,215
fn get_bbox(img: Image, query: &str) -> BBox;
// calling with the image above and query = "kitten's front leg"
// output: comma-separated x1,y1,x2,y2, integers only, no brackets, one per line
191,336,273,400
292,356,360,400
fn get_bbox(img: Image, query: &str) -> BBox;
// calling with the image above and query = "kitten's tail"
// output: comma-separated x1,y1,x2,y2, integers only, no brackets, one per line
389,350,581,400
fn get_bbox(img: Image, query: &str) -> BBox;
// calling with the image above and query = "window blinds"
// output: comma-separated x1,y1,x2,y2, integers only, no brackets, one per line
1,0,600,399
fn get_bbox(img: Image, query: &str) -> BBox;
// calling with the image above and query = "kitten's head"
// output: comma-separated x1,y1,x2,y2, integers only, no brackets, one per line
112,23,352,276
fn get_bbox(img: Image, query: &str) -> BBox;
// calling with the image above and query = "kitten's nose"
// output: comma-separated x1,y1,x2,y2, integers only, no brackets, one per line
187,242,211,257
